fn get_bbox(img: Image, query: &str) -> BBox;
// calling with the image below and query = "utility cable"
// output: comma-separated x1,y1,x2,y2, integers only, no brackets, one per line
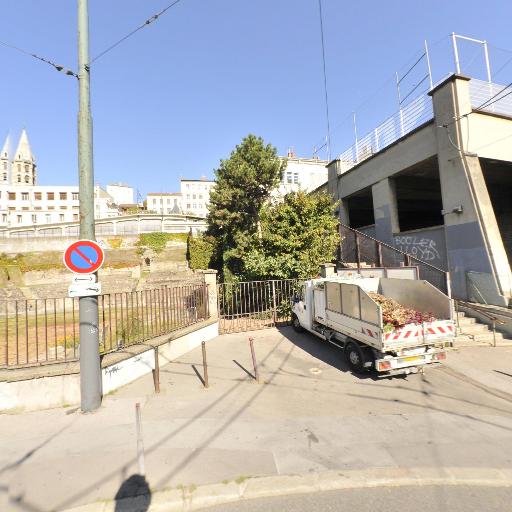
0,39,77,77
90,0,183,64
318,0,332,161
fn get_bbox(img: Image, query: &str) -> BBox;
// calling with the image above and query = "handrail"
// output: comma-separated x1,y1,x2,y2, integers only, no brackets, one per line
340,224,447,273
455,299,509,348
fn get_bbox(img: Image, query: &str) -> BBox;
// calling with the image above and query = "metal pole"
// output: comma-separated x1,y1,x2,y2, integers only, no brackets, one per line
153,346,160,393
78,0,102,412
249,337,260,383
451,33,461,74
395,72,405,136
201,340,209,388
424,40,433,89
352,112,358,163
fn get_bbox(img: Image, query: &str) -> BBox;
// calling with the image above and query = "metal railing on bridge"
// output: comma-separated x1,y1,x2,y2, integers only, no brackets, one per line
0,283,209,368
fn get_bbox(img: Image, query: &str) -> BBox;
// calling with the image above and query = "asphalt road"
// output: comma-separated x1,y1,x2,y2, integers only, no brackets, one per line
202,485,512,512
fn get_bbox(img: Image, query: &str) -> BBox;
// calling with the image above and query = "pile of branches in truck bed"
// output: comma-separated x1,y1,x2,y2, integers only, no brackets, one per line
368,292,435,331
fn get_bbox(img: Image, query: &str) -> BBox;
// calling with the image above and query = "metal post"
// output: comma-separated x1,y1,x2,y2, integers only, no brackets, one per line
201,340,209,388
352,112,359,163
424,40,433,89
483,40,492,83
135,403,146,475
395,72,405,137
354,231,361,272
249,337,260,383
451,32,461,74
272,280,277,325
78,0,102,412
153,346,160,393
492,319,496,348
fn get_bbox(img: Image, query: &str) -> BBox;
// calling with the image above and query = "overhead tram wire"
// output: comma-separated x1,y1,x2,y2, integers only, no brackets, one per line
0,38,77,77
90,0,184,64
317,0,332,161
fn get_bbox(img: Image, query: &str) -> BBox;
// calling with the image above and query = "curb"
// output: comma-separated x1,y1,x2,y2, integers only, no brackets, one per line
63,466,512,512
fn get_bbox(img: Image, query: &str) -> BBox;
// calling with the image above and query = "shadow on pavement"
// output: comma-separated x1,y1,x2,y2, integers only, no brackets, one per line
114,474,151,512
276,325,384,381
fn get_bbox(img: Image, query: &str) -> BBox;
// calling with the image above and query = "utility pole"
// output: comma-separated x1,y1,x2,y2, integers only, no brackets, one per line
78,0,102,412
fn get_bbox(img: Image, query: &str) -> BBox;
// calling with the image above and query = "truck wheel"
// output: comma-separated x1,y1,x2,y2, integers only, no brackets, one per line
291,314,304,332
345,342,365,374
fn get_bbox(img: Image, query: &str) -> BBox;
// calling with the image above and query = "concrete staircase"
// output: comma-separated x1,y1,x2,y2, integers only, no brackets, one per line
452,311,511,346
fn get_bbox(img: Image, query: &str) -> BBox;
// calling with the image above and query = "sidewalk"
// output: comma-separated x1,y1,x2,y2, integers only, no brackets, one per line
1,327,512,512
444,344,512,399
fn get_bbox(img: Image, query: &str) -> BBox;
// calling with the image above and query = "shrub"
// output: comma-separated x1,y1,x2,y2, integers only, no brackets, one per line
188,234,215,270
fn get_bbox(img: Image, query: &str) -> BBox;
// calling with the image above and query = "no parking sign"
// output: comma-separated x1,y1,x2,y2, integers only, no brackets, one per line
63,240,105,274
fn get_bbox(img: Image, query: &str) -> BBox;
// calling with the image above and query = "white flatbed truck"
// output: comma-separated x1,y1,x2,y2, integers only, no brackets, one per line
291,275,453,376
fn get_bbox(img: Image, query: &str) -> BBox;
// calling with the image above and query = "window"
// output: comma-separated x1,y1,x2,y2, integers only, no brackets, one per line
8,192,15,200
8,207,15,211
60,206,67,210
48,206,55,210
186,184,190,189
2,173,6,181
186,194,190,200
72,192,79,200
22,207,29,211
31,214,37,224
59,192,67,200
17,215,22,224
186,203,190,209
193,203,196,209
193,194,196,199
293,173,299,184
17,175,21,183
73,214,79,221
21,192,29,200
25,175,30,183
199,194,203,200
45,214,51,223
24,164,29,173
47,192,54,200
59,214,65,221
286,172,292,184
17,164,21,172
34,207,42,211
167,198,170,204
2,162,6,170
153,198,157,205
72,206,79,210
34,192,42,200
2,214,7,223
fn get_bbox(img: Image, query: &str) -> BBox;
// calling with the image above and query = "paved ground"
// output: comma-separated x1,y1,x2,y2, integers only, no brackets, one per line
202,485,512,512
1,327,512,511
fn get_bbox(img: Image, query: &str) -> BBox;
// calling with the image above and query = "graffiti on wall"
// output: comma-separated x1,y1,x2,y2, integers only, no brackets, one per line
394,235,441,262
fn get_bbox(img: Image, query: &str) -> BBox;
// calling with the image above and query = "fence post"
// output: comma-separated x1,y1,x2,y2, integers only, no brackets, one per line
376,241,383,267
272,280,277,324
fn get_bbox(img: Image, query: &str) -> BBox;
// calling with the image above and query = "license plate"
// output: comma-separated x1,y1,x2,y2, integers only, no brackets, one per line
403,355,422,362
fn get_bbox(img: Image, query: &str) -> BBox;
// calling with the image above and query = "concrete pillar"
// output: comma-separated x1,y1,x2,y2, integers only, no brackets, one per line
430,74,511,304
320,263,336,278
372,178,399,245
338,202,350,225
199,270,218,321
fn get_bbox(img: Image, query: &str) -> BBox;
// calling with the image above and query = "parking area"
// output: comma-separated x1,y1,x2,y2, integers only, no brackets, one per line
2,327,512,511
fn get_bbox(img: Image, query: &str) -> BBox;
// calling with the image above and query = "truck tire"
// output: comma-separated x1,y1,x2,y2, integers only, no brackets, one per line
291,314,304,332
344,341,365,374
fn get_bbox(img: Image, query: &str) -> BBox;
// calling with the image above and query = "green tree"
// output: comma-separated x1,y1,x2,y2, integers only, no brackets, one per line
207,134,285,278
243,191,340,280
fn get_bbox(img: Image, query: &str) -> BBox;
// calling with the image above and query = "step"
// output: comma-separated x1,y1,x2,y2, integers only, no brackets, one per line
457,323,490,335
456,317,476,326
451,332,509,347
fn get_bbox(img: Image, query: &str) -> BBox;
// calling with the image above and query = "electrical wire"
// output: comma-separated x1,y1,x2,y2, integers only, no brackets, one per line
317,0,331,161
90,0,184,64
0,39,77,77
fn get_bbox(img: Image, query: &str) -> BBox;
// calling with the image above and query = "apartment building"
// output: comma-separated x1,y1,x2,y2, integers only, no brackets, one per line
146,192,183,214
180,177,215,217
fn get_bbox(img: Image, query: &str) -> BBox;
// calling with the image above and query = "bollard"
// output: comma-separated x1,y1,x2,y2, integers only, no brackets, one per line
153,346,160,394
201,340,209,388
135,403,146,475
249,337,260,383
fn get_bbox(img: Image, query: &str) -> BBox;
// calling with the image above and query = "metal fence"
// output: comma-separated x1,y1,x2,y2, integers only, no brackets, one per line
338,92,433,170
0,283,209,368
339,224,449,295
469,78,512,117
217,279,300,334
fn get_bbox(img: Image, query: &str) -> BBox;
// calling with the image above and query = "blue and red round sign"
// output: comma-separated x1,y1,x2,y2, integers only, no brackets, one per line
63,240,105,274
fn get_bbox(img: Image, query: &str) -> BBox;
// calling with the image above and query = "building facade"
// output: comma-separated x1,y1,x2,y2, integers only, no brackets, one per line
0,131,121,227
180,178,215,217
146,192,183,215
106,183,135,206
276,152,328,196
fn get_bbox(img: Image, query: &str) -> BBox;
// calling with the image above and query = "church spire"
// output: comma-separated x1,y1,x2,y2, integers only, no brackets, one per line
11,130,36,186
0,134,10,184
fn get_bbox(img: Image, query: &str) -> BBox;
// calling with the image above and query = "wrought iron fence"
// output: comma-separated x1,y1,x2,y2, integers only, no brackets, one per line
0,283,208,368
217,279,301,334
339,224,449,294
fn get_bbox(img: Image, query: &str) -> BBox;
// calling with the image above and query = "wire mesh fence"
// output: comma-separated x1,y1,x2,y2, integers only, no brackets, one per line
217,279,301,334
0,283,209,368
339,224,449,294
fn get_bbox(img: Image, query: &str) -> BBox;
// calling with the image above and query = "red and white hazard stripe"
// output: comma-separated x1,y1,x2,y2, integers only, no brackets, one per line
384,322,454,341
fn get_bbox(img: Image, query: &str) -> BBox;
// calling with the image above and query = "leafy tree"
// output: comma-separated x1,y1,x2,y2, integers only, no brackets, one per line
207,134,285,278
243,191,340,280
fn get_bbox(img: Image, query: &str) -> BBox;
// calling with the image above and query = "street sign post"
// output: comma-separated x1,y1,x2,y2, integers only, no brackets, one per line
63,240,104,274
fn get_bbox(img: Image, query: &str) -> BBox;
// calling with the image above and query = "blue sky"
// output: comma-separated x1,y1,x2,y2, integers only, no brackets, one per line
1,0,511,197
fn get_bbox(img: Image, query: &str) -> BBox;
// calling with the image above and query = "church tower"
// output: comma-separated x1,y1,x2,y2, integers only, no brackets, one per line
0,135,10,184
11,130,36,186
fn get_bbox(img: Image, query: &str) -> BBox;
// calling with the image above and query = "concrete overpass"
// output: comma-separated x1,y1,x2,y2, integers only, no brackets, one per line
328,75,512,306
